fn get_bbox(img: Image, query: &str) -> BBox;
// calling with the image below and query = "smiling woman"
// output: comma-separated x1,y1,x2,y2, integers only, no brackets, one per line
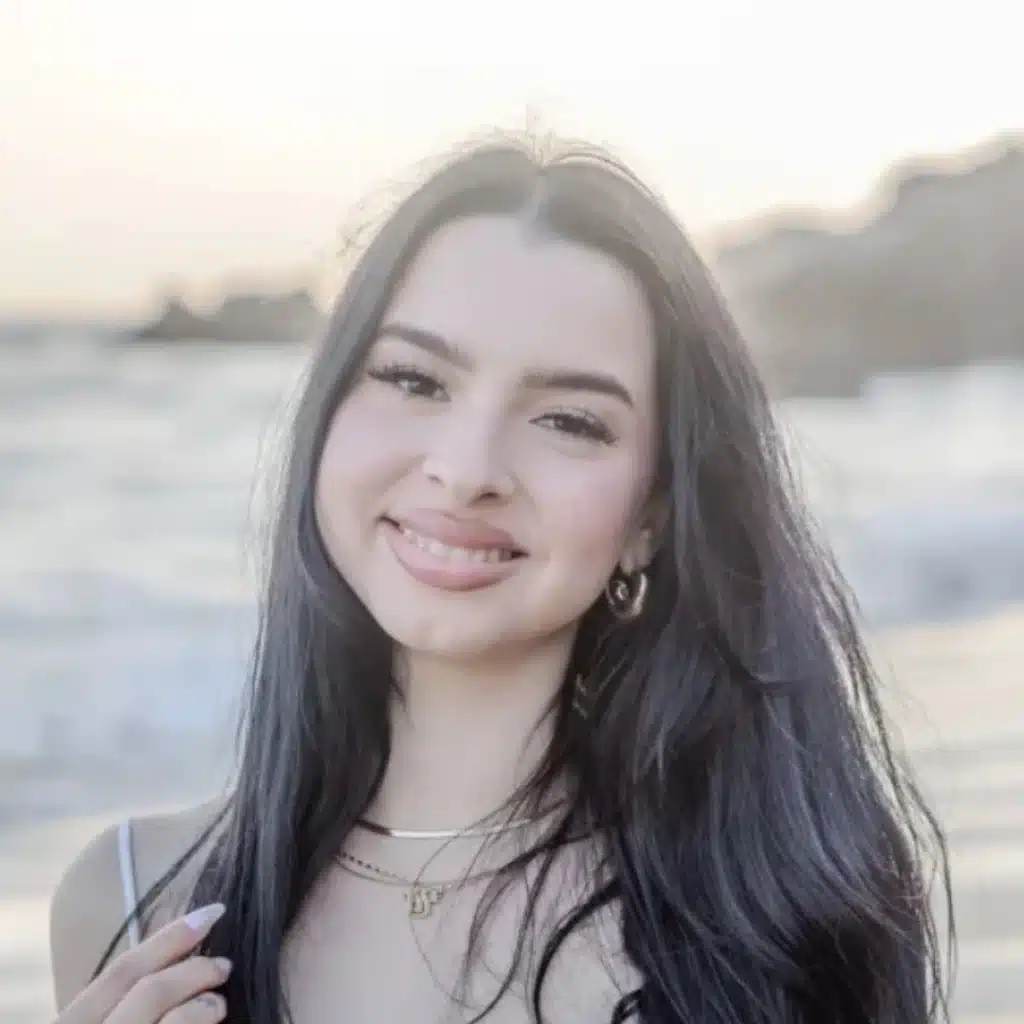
315,215,659,663
49,136,952,1024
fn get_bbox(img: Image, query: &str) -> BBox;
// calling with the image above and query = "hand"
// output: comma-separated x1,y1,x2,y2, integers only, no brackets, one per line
55,903,232,1023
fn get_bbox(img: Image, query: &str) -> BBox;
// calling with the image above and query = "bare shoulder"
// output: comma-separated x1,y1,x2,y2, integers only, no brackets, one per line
127,797,230,904
49,796,229,1011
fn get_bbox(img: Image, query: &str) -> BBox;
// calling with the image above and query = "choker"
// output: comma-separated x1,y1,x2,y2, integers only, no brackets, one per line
355,799,566,841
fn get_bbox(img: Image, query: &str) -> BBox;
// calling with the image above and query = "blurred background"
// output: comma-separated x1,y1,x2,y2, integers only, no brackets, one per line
2,1,1022,1020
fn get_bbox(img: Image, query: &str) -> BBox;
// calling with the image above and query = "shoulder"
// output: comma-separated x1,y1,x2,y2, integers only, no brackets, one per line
125,797,230,905
49,797,229,1011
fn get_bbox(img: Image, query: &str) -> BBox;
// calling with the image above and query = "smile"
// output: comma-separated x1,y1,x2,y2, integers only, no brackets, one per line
381,519,525,592
394,523,519,563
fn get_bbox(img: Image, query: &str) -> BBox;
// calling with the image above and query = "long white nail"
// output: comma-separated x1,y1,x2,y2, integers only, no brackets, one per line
184,903,226,932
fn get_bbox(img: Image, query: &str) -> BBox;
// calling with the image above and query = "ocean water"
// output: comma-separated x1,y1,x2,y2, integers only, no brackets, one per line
2,325,1023,780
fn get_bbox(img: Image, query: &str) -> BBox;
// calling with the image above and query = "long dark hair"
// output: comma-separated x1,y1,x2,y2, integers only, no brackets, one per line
96,135,953,1022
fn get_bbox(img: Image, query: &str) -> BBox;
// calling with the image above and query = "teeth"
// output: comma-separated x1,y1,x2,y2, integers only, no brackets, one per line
398,525,515,564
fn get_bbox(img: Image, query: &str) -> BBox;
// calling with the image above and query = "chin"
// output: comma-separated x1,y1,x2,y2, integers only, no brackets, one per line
353,557,591,663
377,610,521,662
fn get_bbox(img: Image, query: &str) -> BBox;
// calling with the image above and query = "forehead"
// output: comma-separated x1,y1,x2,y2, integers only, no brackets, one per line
382,216,656,386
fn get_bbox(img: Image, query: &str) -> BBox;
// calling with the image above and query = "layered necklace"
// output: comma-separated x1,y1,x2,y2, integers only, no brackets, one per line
334,806,557,921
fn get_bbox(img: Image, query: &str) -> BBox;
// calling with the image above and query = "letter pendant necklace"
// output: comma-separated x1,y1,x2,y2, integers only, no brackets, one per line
408,883,447,920
336,804,562,918
335,850,495,920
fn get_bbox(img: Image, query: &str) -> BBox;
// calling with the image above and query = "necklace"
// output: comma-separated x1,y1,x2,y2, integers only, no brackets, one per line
355,797,567,841
335,851,498,920
355,814,535,841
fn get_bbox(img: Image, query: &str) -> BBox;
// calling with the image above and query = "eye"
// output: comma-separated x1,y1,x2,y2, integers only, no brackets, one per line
535,409,617,445
366,362,446,400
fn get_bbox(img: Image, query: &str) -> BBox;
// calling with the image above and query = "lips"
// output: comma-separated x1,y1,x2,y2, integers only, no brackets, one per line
381,510,526,592
387,509,525,556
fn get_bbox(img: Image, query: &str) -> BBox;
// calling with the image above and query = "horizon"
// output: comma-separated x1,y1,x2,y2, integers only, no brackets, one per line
2,0,1021,318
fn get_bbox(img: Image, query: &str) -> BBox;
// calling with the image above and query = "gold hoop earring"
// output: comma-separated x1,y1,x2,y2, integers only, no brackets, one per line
604,568,648,621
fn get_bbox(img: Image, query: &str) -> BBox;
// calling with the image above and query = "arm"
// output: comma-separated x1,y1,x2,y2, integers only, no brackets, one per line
50,825,132,1012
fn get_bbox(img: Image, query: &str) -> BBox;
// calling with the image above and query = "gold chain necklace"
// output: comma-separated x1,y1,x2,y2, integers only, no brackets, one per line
355,798,566,841
335,850,498,920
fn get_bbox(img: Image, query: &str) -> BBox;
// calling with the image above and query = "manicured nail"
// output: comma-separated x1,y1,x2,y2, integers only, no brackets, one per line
199,992,226,1014
213,957,233,977
185,903,226,932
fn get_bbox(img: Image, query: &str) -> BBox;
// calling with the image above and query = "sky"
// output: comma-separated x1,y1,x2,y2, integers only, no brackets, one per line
1,0,1021,317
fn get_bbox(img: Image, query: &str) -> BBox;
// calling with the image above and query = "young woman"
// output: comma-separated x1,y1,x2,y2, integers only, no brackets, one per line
50,137,953,1023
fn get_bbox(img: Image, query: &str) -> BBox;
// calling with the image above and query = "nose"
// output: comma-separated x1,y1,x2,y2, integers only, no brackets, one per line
420,415,515,506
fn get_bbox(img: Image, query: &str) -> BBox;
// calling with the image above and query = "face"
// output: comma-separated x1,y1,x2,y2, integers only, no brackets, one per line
314,215,660,661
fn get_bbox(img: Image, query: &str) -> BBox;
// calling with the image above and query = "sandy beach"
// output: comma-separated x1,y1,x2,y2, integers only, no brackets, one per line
2,605,1022,1023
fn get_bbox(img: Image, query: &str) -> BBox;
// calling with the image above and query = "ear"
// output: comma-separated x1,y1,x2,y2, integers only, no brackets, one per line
645,493,671,549
620,494,670,574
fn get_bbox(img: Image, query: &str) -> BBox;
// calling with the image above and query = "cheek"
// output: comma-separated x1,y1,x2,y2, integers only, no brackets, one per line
314,408,399,566
532,458,646,565
317,398,415,501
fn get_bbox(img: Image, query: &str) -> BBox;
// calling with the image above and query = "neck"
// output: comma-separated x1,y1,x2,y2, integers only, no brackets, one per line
365,632,575,832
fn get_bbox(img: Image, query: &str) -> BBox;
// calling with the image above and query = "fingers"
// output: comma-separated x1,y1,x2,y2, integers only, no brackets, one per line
106,955,232,1024
57,903,227,1024
160,992,228,1024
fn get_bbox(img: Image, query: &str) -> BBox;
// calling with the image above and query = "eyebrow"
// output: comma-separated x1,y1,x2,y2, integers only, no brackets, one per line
376,321,636,408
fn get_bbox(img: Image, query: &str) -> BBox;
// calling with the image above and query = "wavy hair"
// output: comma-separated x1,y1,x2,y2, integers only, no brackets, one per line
95,135,953,1023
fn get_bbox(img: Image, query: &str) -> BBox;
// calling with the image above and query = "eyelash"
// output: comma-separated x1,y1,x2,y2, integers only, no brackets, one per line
538,408,617,445
365,362,618,446
366,362,442,399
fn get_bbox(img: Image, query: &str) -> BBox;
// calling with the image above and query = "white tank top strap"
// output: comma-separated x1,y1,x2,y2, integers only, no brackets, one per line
117,819,142,948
